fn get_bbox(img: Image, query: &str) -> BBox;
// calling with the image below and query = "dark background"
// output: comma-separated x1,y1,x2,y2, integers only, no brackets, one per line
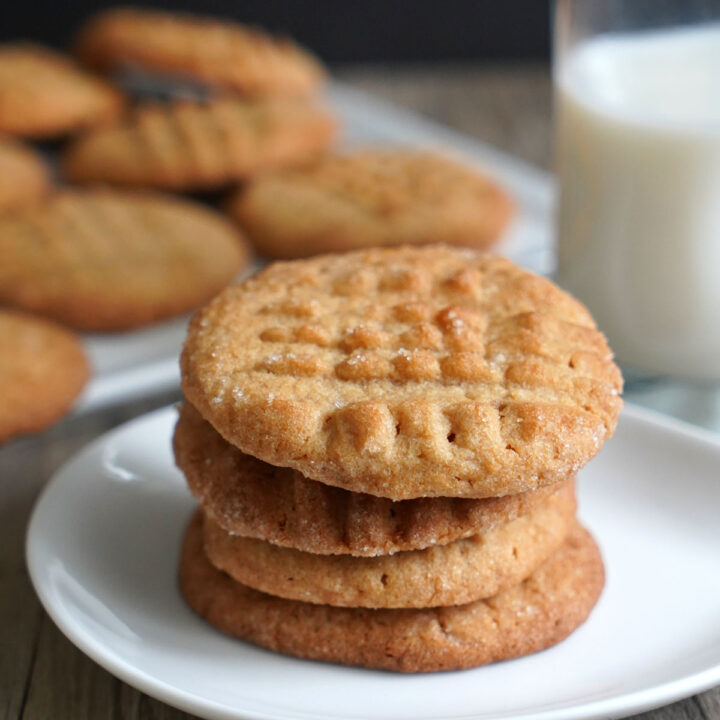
0,0,551,63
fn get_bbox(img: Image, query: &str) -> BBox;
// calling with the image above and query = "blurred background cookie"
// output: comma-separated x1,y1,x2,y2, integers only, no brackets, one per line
0,138,50,213
74,7,326,98
62,97,336,191
227,150,513,258
0,310,89,443
0,44,124,139
0,189,250,331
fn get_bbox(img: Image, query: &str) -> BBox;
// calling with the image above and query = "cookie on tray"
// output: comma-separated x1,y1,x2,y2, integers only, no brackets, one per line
75,7,326,98
174,402,568,556
62,97,336,192
0,138,50,213
202,481,575,608
0,44,124,139
181,246,623,500
0,189,250,332
181,514,604,672
226,150,513,258
0,311,89,443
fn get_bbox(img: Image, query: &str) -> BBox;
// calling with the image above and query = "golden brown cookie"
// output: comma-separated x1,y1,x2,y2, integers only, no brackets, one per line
180,513,604,672
202,481,576,609
62,97,336,192
75,7,325,98
0,310,89,443
0,44,124,139
174,402,569,556
227,150,513,258
181,246,623,500
0,189,250,332
0,138,50,213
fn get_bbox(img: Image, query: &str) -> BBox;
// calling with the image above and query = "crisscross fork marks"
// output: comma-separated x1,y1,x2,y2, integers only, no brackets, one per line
182,245,623,499
62,97,336,190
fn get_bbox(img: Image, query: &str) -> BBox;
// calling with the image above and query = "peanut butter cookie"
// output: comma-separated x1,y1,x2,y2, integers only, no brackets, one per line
62,97,335,191
181,246,623,499
0,310,89,443
0,189,250,331
75,7,325,97
227,150,512,258
0,44,123,139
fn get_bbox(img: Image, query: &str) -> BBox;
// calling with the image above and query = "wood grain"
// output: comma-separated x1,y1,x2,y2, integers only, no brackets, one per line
336,63,553,169
0,64,716,720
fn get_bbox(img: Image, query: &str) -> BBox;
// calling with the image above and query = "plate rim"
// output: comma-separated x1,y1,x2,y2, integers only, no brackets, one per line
26,403,720,720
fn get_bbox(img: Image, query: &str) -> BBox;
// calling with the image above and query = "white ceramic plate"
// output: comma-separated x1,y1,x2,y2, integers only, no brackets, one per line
74,83,553,414
27,404,720,720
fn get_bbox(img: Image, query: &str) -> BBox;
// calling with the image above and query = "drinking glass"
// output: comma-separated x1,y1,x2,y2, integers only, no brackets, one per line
554,0,720,429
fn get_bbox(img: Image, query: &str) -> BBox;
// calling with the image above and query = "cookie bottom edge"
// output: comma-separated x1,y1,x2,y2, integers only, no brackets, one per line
179,512,604,673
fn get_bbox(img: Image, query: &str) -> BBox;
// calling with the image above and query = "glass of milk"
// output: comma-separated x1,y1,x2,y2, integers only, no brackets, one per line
554,0,720,384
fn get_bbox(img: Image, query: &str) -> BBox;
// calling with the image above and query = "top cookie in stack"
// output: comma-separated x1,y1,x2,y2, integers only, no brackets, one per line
181,244,622,500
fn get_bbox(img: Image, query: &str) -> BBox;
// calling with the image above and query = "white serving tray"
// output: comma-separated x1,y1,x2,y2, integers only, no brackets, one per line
74,83,554,414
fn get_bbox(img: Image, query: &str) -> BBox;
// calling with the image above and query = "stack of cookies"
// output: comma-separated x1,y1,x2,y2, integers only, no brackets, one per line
174,245,622,672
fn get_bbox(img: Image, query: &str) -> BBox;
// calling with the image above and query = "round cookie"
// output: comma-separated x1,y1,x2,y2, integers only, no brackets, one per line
174,402,568,556
75,7,325,98
0,44,124,139
227,150,513,258
0,138,50,213
202,482,576,609
0,311,89,443
0,189,250,332
62,97,336,192
180,514,604,672
181,246,623,500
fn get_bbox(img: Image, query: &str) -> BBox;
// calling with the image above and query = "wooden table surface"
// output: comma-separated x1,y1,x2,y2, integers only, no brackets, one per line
2,63,718,720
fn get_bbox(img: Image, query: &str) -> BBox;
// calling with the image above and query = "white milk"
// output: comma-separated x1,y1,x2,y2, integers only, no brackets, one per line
556,26,720,380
